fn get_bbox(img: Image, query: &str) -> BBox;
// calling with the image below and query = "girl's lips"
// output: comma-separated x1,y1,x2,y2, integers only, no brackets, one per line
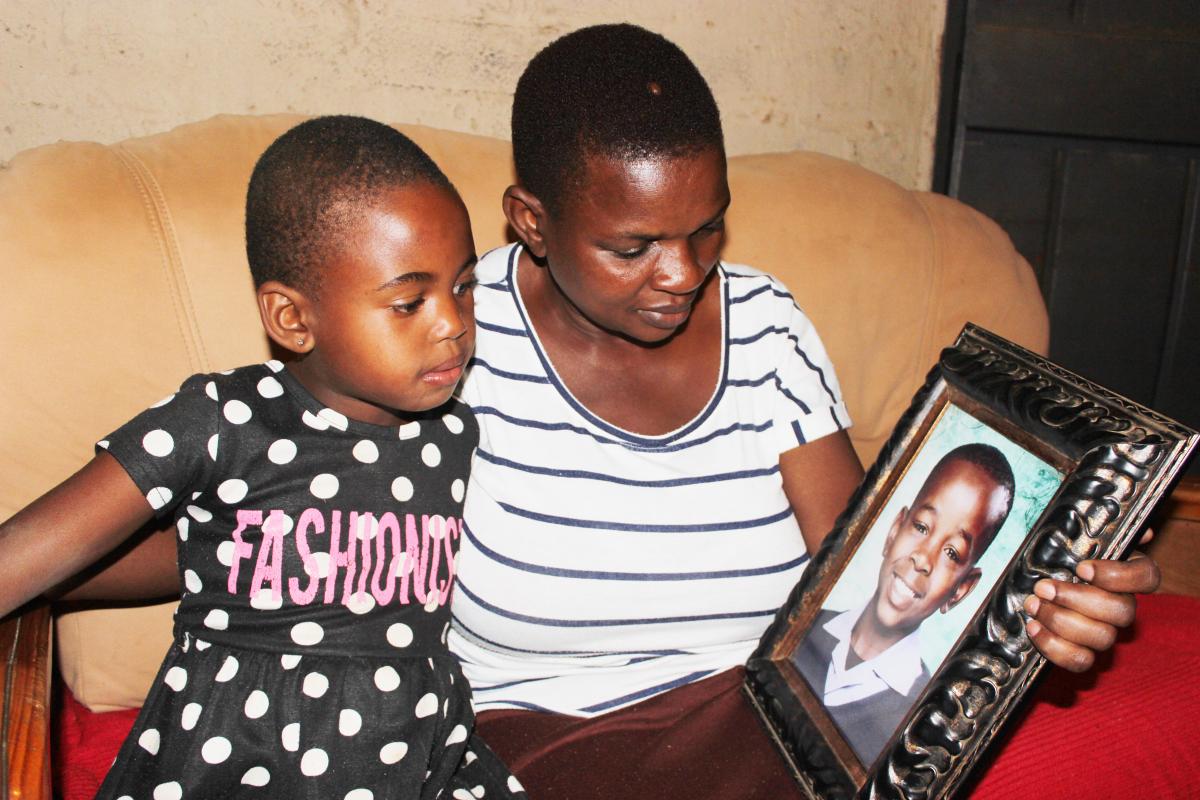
422,358,465,386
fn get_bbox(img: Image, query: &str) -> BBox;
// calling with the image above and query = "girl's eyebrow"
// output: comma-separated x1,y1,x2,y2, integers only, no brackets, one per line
376,271,431,291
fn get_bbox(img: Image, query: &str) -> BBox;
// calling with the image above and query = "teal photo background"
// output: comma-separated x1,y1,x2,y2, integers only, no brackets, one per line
822,404,1064,670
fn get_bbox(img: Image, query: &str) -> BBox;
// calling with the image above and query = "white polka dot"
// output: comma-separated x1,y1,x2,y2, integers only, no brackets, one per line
147,487,172,510
215,657,240,686
444,697,450,718
187,504,212,523
386,623,414,648
310,473,339,500
302,410,330,430
164,667,187,691
204,382,218,401
374,666,401,692
301,747,329,776
216,540,235,566
278,513,295,534
392,552,409,577
250,590,283,610
464,750,478,765
204,609,229,630
177,517,190,541
342,592,373,615
202,736,232,764
152,393,177,408
245,689,269,718
257,376,284,398
181,703,202,730
345,790,374,800
379,741,408,764
138,727,160,754
451,478,465,502
97,439,110,449
421,443,442,467
471,787,486,798
424,591,441,613
241,766,271,787
391,476,414,502
117,796,132,800
414,692,438,718
302,672,329,698
508,776,525,793
339,709,362,736
398,421,421,440
207,434,219,460
224,399,252,424
352,440,379,463
184,570,202,594
443,414,465,434
307,552,331,579
453,790,473,800
446,724,468,745
291,621,324,646
354,514,378,540
281,654,301,669
153,782,182,800
217,479,248,504
318,408,349,431
194,639,211,651
142,429,174,457
281,722,301,751
268,438,297,464
266,359,284,373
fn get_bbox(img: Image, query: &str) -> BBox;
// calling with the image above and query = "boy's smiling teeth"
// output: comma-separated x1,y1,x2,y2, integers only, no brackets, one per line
893,572,923,600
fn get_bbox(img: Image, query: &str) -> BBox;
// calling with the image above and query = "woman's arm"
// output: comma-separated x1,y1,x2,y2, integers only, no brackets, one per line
779,430,864,556
0,451,155,615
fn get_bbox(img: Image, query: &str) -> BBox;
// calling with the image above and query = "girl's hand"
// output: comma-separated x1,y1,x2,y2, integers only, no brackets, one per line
1022,531,1161,672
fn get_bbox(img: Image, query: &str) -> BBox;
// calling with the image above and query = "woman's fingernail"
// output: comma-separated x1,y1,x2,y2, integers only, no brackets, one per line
1026,619,1042,637
1077,562,1096,582
1024,595,1040,616
1034,580,1056,601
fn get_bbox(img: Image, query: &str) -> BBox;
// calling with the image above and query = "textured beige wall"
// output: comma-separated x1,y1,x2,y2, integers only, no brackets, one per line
1,1,946,189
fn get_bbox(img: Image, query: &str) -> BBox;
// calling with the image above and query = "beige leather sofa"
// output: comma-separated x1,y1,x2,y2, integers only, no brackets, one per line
0,114,1055,795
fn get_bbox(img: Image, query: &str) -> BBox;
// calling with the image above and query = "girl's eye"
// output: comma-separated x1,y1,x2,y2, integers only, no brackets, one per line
454,278,479,297
392,298,425,315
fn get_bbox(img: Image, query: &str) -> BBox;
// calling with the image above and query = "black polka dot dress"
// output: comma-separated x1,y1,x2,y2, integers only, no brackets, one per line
94,362,524,800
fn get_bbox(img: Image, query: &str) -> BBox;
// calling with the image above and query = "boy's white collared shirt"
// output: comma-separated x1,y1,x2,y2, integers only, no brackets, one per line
820,605,925,707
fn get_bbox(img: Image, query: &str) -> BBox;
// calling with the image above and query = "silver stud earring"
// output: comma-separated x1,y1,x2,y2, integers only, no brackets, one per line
297,338,305,347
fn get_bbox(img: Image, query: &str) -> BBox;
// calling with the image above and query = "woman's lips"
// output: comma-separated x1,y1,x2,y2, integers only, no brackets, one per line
638,303,693,329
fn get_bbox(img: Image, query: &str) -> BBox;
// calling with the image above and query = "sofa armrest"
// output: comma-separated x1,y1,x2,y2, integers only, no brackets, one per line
0,603,51,799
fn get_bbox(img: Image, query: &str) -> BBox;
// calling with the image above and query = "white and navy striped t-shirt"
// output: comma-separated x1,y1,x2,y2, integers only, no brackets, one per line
449,243,850,716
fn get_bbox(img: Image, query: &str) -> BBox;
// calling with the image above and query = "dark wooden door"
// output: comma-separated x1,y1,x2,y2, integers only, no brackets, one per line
936,0,1200,471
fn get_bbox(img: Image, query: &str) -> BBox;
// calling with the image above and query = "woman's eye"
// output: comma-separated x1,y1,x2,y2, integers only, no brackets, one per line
612,245,648,260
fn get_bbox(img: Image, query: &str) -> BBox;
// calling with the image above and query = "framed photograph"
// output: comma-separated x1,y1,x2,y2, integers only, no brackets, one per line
744,324,1197,800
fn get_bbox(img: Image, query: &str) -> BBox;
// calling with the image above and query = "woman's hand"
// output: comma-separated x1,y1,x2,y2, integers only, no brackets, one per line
1022,532,1161,672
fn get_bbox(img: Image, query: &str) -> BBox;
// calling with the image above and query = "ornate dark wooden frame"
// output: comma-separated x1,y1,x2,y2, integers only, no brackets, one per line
744,324,1198,800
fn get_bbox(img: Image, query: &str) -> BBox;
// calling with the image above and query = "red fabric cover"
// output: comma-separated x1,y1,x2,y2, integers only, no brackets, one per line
55,594,1199,799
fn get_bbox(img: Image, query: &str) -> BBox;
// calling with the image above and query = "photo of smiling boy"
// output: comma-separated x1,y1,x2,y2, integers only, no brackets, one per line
791,443,1015,765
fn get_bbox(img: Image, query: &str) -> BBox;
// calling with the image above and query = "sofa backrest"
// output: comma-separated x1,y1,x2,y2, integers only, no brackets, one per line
0,114,1047,710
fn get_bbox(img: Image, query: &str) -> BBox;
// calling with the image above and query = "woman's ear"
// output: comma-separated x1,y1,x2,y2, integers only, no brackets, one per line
257,281,315,355
503,185,549,259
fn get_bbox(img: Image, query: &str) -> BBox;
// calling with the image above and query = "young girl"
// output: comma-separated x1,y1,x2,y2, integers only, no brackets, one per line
0,116,523,800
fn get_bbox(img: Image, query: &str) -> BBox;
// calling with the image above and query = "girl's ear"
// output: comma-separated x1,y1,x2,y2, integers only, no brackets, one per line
257,281,315,355
502,185,549,259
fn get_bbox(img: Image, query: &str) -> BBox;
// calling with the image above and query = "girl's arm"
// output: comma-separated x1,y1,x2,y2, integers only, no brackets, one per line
0,451,155,615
